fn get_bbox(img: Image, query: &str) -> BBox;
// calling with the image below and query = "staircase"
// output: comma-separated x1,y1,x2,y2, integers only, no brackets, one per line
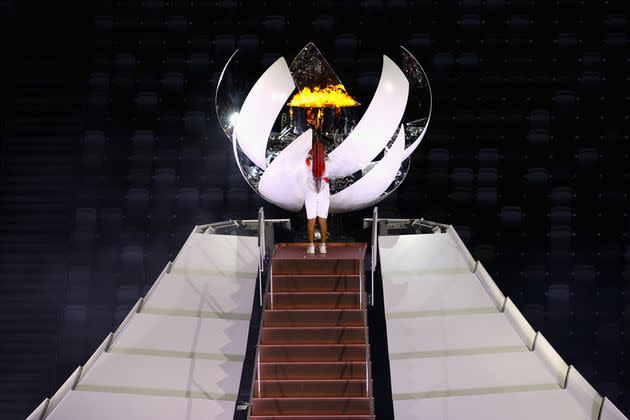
250,243,375,420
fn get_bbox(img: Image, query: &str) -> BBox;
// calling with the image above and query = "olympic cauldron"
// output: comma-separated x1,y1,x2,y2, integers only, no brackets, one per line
215,43,432,213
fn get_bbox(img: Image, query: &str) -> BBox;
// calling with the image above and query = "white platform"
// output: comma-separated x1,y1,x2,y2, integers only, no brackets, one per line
386,313,524,356
379,232,601,420
394,389,590,420
40,232,259,420
110,313,250,359
76,352,242,399
44,390,236,420
142,272,255,318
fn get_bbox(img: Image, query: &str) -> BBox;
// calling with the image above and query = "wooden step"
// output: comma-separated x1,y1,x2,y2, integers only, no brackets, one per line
251,397,372,416
253,379,369,398
272,259,361,276
259,344,367,362
267,292,362,309
259,362,366,380
272,274,360,292
249,415,374,420
264,310,365,327
261,327,366,345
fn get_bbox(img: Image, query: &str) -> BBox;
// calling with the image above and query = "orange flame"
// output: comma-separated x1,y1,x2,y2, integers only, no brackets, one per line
288,84,359,108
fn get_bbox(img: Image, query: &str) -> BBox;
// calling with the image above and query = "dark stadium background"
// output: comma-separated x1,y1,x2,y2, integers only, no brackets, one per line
1,0,628,418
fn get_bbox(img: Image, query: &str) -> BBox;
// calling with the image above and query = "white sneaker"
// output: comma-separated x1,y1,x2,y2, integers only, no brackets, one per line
319,243,327,254
306,243,315,254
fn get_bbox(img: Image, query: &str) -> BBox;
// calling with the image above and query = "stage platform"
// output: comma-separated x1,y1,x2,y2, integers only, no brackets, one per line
26,218,627,420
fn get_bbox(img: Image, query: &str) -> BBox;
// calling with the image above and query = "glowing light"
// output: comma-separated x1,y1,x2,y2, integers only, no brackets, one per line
288,84,359,108
229,112,240,127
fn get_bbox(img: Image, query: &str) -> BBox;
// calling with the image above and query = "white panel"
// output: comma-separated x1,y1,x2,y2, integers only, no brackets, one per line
258,129,311,212
80,333,113,382
445,225,476,271
190,399,238,420
474,262,507,312
382,271,495,314
504,298,537,350
386,313,524,354
600,397,629,420
566,367,604,420
234,57,296,169
329,55,409,177
330,125,405,213
25,398,48,420
533,333,569,388
44,366,82,418
45,390,187,420
379,234,494,314
48,391,238,420
389,352,557,396
171,233,259,275
394,389,590,420
379,233,472,273
111,313,249,357
143,272,255,317
78,353,242,397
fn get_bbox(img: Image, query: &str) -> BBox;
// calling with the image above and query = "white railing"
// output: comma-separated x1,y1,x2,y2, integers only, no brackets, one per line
503,298,536,350
25,397,48,420
473,261,507,312
78,333,113,383
250,248,274,412
565,365,604,419
258,207,265,306
600,397,628,420
370,206,378,306
42,366,82,418
532,332,569,388
446,225,476,272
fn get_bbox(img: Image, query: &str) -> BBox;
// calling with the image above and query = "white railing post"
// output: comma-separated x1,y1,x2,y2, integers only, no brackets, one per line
365,349,369,395
256,351,261,397
270,264,274,309
371,207,378,306
258,207,265,306
360,265,363,309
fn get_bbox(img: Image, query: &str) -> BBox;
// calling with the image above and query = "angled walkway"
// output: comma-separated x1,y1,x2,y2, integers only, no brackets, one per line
29,231,259,420
379,229,626,420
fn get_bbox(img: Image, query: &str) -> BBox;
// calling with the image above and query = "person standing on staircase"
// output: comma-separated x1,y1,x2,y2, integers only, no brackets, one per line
304,140,331,254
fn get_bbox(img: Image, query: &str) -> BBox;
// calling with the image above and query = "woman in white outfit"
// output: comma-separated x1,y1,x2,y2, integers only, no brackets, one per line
304,141,330,254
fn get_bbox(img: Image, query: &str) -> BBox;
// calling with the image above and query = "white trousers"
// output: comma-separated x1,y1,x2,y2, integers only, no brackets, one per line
304,187,330,219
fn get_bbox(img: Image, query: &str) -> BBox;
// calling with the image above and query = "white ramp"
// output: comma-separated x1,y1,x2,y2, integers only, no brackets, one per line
379,231,626,420
37,232,259,420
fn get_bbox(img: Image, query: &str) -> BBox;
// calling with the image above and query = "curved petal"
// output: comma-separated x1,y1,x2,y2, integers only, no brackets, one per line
214,49,240,140
234,57,296,169
258,129,312,212
400,46,433,161
328,55,409,178
330,125,405,213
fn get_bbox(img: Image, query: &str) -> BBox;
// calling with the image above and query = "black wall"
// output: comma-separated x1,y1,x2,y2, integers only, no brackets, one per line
1,1,628,418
